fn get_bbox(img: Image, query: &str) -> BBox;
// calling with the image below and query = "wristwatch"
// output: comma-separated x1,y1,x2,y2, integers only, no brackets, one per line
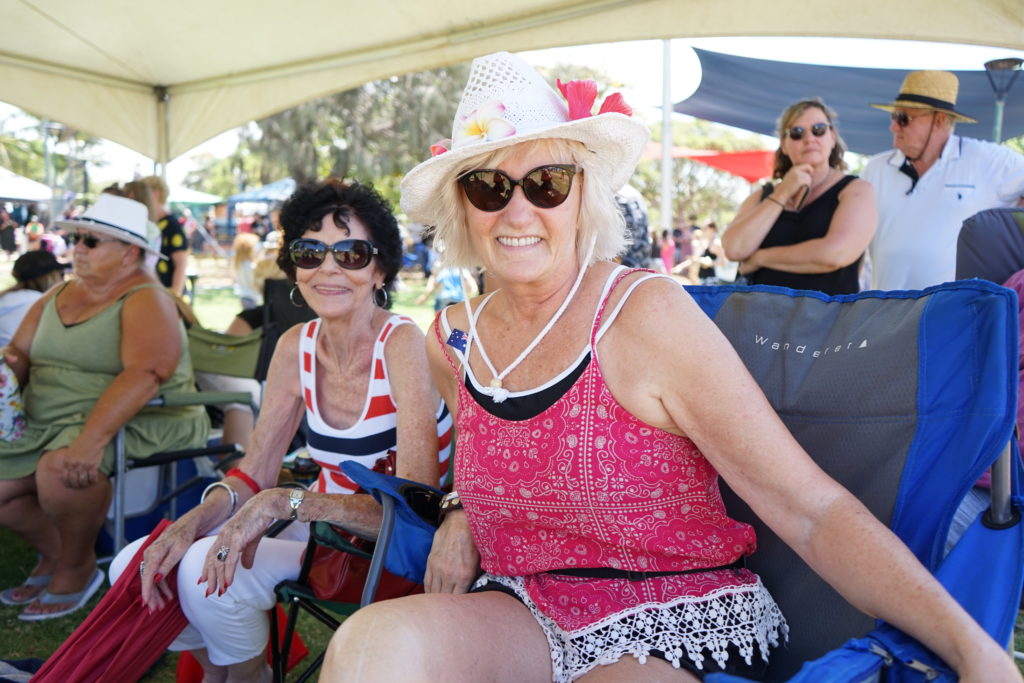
287,488,305,521
438,490,463,520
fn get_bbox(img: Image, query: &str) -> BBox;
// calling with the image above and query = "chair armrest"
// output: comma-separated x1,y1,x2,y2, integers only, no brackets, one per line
339,461,444,604
149,391,257,413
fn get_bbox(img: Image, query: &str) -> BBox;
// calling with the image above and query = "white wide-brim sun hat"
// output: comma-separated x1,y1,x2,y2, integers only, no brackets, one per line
56,194,166,258
401,51,650,226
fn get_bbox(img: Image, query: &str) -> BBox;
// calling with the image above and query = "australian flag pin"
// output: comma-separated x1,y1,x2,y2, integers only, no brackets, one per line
446,328,468,352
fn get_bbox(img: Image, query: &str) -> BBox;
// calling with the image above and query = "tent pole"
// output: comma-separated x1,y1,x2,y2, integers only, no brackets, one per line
660,40,673,235
155,86,170,176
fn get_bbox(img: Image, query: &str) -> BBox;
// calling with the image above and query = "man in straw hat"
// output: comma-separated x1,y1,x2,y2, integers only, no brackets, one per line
863,70,1024,290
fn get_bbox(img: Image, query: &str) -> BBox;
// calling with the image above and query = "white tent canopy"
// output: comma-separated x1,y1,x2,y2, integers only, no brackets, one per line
0,166,53,202
3,0,1023,165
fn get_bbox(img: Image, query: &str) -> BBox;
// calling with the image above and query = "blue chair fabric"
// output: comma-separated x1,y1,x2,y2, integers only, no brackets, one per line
686,281,1023,682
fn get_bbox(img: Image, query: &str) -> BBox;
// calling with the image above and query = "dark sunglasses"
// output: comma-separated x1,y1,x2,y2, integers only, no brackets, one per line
458,164,578,212
787,122,831,141
288,238,378,270
890,110,935,128
67,232,122,249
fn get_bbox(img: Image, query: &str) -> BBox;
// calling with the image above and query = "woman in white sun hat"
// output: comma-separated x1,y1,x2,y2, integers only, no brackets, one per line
323,52,1020,682
0,193,208,620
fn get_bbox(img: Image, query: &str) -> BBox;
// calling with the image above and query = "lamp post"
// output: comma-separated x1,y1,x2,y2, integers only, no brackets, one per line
984,57,1023,143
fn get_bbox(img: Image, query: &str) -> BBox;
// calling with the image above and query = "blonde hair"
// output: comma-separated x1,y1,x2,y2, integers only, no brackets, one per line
140,175,169,203
430,138,626,271
232,232,261,270
123,180,160,221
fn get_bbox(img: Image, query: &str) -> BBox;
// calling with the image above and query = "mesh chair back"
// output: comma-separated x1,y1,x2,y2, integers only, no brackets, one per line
956,207,1024,283
688,282,1016,680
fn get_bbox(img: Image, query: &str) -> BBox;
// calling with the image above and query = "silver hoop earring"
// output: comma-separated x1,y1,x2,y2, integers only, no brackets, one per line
374,286,389,308
289,286,306,308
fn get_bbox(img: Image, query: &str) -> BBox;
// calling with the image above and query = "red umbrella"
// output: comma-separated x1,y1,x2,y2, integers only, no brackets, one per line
642,141,775,183
34,519,188,683
34,520,309,682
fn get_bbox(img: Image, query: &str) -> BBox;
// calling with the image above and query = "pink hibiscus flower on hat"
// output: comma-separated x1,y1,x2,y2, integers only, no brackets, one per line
556,79,633,120
455,101,516,146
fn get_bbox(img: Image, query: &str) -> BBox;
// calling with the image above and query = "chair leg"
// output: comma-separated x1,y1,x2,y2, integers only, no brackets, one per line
295,651,324,683
278,597,301,681
270,607,283,683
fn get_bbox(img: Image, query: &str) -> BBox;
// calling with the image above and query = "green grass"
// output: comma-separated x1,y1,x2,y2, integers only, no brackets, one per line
0,527,339,681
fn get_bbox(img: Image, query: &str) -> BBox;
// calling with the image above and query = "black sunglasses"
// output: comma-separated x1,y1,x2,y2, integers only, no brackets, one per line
787,122,831,141
458,164,578,212
67,232,123,249
890,110,935,128
288,238,378,270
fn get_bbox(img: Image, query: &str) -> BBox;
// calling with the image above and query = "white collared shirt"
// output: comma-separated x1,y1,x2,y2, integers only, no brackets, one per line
863,135,1024,291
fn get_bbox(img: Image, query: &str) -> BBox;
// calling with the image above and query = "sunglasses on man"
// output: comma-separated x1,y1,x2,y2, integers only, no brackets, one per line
288,238,378,270
787,123,831,141
458,164,579,212
67,232,124,249
890,110,936,128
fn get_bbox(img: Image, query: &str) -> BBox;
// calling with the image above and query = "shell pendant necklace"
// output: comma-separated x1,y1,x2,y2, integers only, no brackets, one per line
465,239,595,403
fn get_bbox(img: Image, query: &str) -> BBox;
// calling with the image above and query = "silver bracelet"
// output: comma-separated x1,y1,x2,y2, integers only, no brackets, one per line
201,481,238,517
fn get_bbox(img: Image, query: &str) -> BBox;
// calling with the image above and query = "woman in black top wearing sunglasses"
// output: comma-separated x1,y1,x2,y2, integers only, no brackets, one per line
323,53,1017,683
722,98,876,295
119,179,452,682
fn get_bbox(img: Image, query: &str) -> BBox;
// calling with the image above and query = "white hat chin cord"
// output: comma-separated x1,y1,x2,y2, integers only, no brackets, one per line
463,237,595,403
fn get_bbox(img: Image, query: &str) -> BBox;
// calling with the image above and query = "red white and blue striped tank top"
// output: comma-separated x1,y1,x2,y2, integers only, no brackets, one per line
298,314,452,494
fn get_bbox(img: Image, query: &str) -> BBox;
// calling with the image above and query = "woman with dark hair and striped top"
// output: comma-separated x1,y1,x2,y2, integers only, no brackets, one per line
110,178,452,682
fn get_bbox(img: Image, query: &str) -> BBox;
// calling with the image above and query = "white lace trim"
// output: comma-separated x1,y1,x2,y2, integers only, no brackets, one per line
475,573,788,682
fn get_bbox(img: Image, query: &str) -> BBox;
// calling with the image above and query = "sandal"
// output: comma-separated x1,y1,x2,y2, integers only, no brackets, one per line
0,574,51,606
18,569,104,621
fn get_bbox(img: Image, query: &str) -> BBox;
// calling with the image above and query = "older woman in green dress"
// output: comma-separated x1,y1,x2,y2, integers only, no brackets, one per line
0,195,207,620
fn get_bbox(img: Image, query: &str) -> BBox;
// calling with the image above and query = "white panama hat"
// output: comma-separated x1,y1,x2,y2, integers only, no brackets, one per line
56,194,165,259
400,51,650,225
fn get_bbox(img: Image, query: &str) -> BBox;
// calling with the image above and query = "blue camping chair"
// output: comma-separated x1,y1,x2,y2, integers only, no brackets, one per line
681,281,1024,682
270,461,443,682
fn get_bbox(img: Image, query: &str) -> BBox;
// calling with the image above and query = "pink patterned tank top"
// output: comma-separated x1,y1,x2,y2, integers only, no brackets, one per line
436,269,760,634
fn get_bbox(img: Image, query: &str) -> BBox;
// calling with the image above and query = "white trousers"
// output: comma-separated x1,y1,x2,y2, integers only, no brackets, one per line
110,521,309,666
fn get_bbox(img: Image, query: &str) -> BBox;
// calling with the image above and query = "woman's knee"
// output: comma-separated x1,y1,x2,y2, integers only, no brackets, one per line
325,598,439,680
175,538,217,606
109,536,148,583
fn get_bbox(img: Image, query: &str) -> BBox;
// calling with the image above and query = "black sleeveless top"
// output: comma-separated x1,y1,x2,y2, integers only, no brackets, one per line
748,174,861,295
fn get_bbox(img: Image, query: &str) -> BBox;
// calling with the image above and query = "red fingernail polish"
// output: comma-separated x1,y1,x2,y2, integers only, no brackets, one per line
154,573,163,583
218,587,225,596
197,577,204,585
205,586,213,597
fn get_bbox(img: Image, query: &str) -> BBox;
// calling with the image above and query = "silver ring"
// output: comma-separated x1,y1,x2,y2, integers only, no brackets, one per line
215,546,230,562
139,561,146,575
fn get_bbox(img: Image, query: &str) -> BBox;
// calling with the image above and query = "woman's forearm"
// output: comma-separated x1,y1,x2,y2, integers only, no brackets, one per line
72,366,165,457
748,238,863,274
796,493,1002,676
722,198,783,261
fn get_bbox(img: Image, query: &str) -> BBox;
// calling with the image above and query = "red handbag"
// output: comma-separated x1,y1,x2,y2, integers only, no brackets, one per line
305,451,424,603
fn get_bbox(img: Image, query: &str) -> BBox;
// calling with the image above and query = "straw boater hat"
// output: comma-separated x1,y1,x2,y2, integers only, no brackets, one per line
400,51,650,225
56,194,166,259
870,70,977,123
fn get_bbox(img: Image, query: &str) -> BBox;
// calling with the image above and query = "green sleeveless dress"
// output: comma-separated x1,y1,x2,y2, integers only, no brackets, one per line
0,282,209,479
